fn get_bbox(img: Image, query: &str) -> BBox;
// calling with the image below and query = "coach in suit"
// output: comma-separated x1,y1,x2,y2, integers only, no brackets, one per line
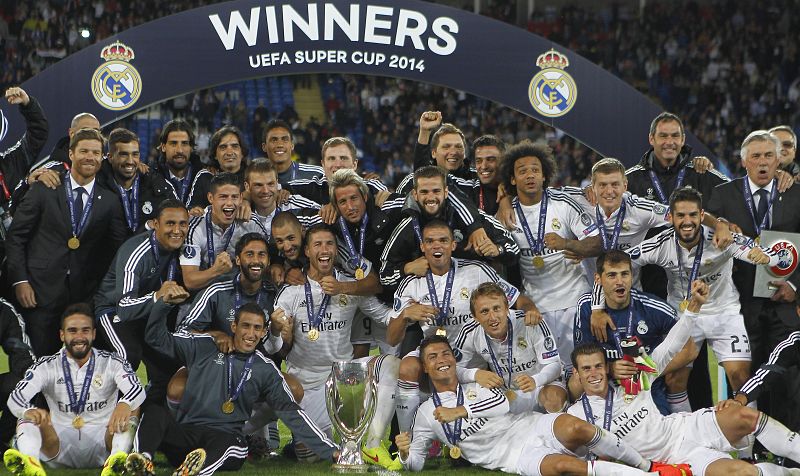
707,129,800,434
6,128,127,356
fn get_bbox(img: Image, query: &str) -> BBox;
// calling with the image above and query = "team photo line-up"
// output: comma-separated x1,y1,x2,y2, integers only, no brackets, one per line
0,86,799,476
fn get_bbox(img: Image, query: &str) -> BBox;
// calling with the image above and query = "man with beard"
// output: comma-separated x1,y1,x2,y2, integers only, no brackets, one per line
5,303,145,476
155,120,210,210
180,173,266,291
274,224,406,469
93,199,190,403
188,126,249,213
380,165,518,292
7,128,127,356
269,212,307,287
592,187,777,395
392,220,537,434
261,119,323,187
472,135,505,215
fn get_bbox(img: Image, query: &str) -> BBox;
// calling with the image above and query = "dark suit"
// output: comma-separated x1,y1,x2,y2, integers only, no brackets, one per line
707,176,800,431
5,176,128,356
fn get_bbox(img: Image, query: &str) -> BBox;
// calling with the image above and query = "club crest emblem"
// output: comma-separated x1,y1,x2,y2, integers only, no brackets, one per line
91,41,142,111
528,49,577,118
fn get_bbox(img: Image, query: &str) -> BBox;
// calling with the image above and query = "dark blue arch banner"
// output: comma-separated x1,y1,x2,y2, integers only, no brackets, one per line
5,0,713,164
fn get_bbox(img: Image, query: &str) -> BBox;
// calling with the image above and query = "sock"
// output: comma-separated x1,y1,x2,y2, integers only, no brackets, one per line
15,421,41,457
755,463,796,476
294,442,320,463
666,391,691,414
365,355,399,448
396,379,420,433
586,428,648,471
267,422,280,450
589,460,648,476
110,416,139,454
754,413,800,463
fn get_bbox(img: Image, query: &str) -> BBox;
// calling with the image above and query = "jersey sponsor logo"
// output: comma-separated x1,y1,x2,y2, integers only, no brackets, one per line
91,41,142,111
528,49,577,118
612,407,650,439
182,246,197,259
461,417,489,438
57,399,109,413
636,320,649,335
767,240,798,278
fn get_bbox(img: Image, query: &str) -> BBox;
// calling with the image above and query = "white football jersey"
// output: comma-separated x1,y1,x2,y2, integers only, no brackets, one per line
8,348,145,428
275,269,391,387
181,208,266,269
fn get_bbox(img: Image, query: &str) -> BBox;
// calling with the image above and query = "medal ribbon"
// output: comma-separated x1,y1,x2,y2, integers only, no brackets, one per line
425,261,455,329
205,208,235,265
582,385,615,461
226,353,255,403
337,213,368,273
742,178,778,236
117,175,140,232
233,273,264,312
304,279,331,333
483,318,514,389
513,191,548,256
648,167,686,205
610,307,636,355
149,231,177,283
65,176,94,238
61,349,95,416
431,384,464,448
675,231,704,302
595,200,626,251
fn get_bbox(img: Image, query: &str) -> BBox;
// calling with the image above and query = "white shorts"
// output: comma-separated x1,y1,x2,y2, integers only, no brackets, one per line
514,412,572,476
38,423,108,469
507,380,567,414
543,307,577,369
692,313,751,362
668,408,745,476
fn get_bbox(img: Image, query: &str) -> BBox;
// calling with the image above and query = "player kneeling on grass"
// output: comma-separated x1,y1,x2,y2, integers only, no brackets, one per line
396,334,685,476
4,303,144,476
569,279,800,476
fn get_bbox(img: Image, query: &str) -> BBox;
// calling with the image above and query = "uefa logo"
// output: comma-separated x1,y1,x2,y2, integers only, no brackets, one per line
528,49,577,118
91,41,142,111
767,240,798,278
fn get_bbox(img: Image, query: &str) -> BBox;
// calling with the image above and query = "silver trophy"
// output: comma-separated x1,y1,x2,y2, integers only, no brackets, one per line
325,360,377,473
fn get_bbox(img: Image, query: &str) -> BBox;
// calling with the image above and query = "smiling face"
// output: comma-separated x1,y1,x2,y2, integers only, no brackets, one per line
264,127,294,167
230,311,266,353
333,184,367,225
421,341,458,383
474,145,501,185
215,133,243,173
432,133,466,171
596,261,632,310
69,139,103,181
412,176,448,217
109,140,141,183
592,171,627,215
208,184,242,227
649,119,685,167
669,200,704,246
60,314,96,361
246,171,279,214
153,207,189,251
272,222,303,261
574,351,610,397
421,225,456,273
472,294,510,340
772,129,796,166
305,229,337,276
744,139,780,187
323,144,357,179
236,239,269,283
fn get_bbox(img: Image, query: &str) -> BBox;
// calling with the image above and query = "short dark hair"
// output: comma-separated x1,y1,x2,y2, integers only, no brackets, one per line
570,342,607,369
69,128,105,152
234,302,265,324
668,186,703,212
305,223,336,245
209,172,243,194
649,112,685,137
61,303,94,329
210,125,249,161
108,128,139,156
501,140,557,197
469,282,509,316
595,250,633,275
471,134,506,157
235,232,268,257
156,198,188,219
264,119,293,143
419,335,452,361
159,119,195,147
245,159,278,183
422,219,453,239
413,165,447,190
271,211,302,232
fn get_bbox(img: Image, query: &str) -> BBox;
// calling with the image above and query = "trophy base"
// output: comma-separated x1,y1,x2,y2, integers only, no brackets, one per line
332,463,370,473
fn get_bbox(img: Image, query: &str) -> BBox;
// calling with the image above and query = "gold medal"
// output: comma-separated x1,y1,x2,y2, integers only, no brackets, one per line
679,300,689,312
222,400,235,414
435,327,447,337
308,329,320,341
355,268,365,280
68,237,81,250
755,236,761,245
532,256,545,268
624,393,634,404
505,389,517,402
449,446,461,459
72,416,84,429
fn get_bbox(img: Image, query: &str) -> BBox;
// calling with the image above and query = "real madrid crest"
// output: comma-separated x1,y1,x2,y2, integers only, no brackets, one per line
466,389,478,400
551,218,562,230
93,376,103,388
339,295,349,307
518,338,528,349
636,320,649,335
460,287,469,300
142,201,153,215
622,221,631,232
528,49,577,118
91,41,142,111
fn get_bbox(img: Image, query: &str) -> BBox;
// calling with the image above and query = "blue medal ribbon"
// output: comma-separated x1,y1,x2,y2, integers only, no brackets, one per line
226,353,255,404
675,230,704,301
581,386,615,459
338,213,368,273
483,318,514,389
513,191,548,256
742,178,777,236
425,261,456,330
65,176,94,239
304,279,331,334
610,307,636,355
648,167,686,205
149,231,177,283
233,273,264,312
595,200,626,251
117,175,140,232
61,349,95,417
205,208,235,265
431,384,464,449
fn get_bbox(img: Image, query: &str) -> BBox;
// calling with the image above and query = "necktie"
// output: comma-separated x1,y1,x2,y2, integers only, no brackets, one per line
755,188,769,228
74,187,86,220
